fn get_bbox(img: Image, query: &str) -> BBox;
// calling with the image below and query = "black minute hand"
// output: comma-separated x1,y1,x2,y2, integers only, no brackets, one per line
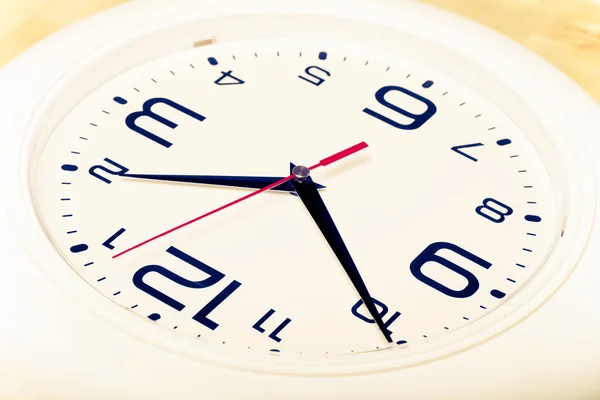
289,166,393,343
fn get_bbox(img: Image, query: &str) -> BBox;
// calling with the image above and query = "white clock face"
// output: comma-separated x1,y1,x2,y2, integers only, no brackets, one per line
31,39,562,371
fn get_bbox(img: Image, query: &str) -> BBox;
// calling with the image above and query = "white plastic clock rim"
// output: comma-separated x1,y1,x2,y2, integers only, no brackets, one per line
0,0,599,378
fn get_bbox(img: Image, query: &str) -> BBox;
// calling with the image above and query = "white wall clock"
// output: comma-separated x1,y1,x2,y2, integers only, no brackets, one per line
1,0,599,398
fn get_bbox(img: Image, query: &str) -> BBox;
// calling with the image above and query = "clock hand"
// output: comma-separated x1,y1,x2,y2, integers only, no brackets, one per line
113,142,368,259
289,167,393,344
123,172,326,192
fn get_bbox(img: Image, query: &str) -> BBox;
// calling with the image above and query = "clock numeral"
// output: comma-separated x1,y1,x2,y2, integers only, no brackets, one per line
298,66,330,86
125,97,206,148
133,246,241,331
451,143,484,162
410,242,492,298
363,85,437,130
89,157,129,184
351,297,401,335
476,198,513,223
214,70,245,85
252,309,292,343
102,227,126,250
192,280,241,330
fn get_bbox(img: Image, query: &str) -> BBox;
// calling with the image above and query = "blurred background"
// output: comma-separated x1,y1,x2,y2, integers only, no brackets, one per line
0,0,598,101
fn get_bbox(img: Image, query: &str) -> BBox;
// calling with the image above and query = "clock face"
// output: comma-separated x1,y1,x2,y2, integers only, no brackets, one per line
30,38,566,372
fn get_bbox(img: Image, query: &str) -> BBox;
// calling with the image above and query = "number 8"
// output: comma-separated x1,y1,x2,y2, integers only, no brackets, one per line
476,198,513,223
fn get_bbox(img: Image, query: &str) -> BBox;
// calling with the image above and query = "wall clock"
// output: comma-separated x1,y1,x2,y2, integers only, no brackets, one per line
1,0,599,398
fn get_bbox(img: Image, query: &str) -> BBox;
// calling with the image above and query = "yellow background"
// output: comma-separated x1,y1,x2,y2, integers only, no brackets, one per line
0,0,599,101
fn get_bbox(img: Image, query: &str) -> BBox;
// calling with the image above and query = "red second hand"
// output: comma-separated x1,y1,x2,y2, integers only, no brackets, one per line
113,141,368,259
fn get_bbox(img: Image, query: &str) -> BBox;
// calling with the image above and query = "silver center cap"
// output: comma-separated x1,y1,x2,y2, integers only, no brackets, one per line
292,165,310,182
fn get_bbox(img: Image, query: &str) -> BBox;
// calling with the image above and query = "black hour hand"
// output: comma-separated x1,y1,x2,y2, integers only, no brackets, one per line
123,172,325,192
